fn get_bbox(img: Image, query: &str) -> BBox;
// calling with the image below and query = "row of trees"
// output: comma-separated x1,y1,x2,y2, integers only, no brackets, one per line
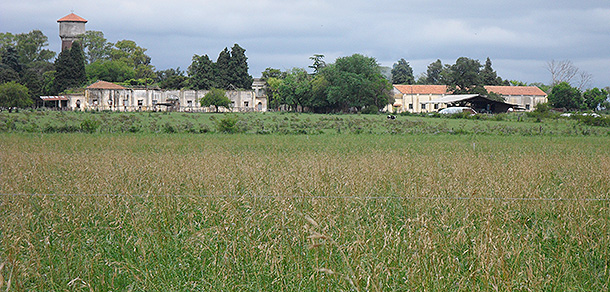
391,57,509,101
262,54,393,113
187,44,253,90
548,82,609,111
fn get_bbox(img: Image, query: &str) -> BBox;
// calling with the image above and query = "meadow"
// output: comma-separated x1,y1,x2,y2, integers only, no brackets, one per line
1,112,609,291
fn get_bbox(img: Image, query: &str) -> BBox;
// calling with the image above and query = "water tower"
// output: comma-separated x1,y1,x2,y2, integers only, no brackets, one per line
57,13,87,51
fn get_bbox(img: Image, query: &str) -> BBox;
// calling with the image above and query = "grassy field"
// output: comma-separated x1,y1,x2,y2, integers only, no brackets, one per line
1,113,609,290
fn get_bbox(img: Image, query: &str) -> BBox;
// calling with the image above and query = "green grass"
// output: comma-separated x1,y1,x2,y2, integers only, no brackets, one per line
0,121,609,290
1,110,609,136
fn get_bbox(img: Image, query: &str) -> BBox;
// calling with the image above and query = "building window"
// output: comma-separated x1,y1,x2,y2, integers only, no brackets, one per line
244,101,249,107
93,99,98,105
76,99,81,109
434,104,439,110
409,104,413,110
187,100,193,107
421,103,426,110
152,100,157,106
525,104,530,110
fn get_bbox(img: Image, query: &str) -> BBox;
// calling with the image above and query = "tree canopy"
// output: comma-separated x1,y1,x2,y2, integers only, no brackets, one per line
391,58,414,85
548,82,583,110
188,44,253,90
54,42,86,93
200,88,231,112
0,81,32,111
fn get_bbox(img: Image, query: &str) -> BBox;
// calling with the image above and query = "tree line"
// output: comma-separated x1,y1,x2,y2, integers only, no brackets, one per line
1,29,609,113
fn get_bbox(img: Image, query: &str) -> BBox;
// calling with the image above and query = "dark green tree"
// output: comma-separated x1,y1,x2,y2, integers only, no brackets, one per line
443,57,485,94
69,42,87,86
548,82,583,110
583,87,608,110
261,67,286,80
322,54,392,112
391,58,414,85
200,88,231,112
228,44,253,89
1,46,22,74
0,81,32,111
424,59,443,85
188,54,216,90
480,57,505,85
156,67,188,89
215,48,231,89
54,42,86,93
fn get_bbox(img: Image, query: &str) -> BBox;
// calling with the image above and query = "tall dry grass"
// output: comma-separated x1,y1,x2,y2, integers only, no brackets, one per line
1,133,609,290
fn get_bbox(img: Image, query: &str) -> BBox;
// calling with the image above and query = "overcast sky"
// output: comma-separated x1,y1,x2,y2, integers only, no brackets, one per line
2,0,609,87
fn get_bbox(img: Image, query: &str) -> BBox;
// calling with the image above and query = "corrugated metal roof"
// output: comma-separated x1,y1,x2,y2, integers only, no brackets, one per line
421,94,480,104
40,96,68,101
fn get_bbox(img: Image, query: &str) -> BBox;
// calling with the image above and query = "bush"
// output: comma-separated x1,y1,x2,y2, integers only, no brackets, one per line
215,115,247,133
80,119,100,133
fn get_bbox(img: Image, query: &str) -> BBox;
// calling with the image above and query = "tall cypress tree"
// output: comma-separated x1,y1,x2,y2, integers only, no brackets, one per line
228,44,253,89
215,48,231,89
54,42,87,93
187,54,215,90
69,42,87,87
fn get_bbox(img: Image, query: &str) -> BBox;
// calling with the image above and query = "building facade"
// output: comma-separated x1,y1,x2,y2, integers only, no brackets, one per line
388,85,548,113
72,81,267,112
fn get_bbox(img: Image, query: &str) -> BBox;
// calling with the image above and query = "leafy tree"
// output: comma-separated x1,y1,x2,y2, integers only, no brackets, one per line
156,67,188,89
0,32,15,51
110,40,155,80
79,30,112,64
278,68,311,111
228,44,253,89
200,88,231,112
86,60,136,82
391,58,414,84
14,30,55,64
188,54,216,90
261,67,286,80
215,48,231,89
265,77,284,110
583,87,609,110
424,59,443,85
0,81,32,111
309,54,326,74
443,57,485,94
548,82,583,110
322,54,392,112
54,42,86,93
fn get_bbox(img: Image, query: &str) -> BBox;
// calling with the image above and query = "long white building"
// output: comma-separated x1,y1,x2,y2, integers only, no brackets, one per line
66,81,268,112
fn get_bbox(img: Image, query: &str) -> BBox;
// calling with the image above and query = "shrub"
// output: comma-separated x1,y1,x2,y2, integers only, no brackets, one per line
215,115,247,133
80,119,100,133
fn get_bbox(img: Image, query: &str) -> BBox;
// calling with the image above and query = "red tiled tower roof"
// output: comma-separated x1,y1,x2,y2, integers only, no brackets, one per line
57,13,88,23
394,85,449,95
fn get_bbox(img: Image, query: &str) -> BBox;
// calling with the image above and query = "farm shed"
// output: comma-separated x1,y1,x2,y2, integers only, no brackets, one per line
422,94,518,114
